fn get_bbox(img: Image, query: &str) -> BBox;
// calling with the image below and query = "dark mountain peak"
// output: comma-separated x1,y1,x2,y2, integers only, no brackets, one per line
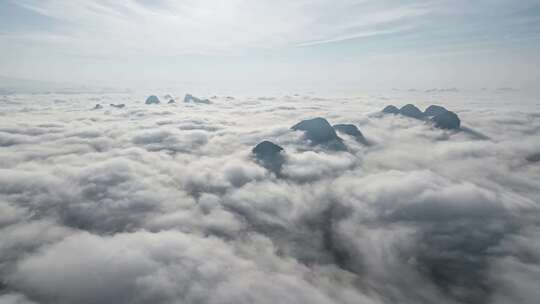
333,124,368,145
432,111,461,130
252,141,285,174
425,105,448,117
292,117,346,151
145,95,160,104
184,94,211,104
382,105,400,114
400,104,425,119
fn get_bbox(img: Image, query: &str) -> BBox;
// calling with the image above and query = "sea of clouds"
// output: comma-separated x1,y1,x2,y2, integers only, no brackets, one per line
0,90,539,304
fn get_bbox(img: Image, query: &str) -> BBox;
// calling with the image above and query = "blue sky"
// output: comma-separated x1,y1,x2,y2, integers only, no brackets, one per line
1,0,539,91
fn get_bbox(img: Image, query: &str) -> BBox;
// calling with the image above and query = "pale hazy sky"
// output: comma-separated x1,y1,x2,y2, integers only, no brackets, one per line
1,0,539,90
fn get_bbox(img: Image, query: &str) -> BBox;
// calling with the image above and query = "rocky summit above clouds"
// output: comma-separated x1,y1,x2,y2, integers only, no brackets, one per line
424,105,448,117
382,103,463,131
110,103,125,108
252,140,283,156
145,95,161,104
291,117,347,151
399,104,426,119
252,141,285,174
184,94,211,104
382,105,400,114
432,110,461,130
333,124,369,145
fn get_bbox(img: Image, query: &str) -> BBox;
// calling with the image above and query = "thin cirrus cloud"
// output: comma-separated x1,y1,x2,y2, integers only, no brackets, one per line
1,1,540,89
7,0,431,56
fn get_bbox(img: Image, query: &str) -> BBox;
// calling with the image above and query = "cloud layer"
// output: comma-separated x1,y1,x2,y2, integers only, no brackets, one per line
0,91,539,304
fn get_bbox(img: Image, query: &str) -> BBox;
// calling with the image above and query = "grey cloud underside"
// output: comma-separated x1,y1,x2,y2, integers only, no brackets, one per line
0,92,539,304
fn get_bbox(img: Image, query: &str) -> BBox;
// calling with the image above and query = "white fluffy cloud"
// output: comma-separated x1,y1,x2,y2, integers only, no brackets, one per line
0,91,539,304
